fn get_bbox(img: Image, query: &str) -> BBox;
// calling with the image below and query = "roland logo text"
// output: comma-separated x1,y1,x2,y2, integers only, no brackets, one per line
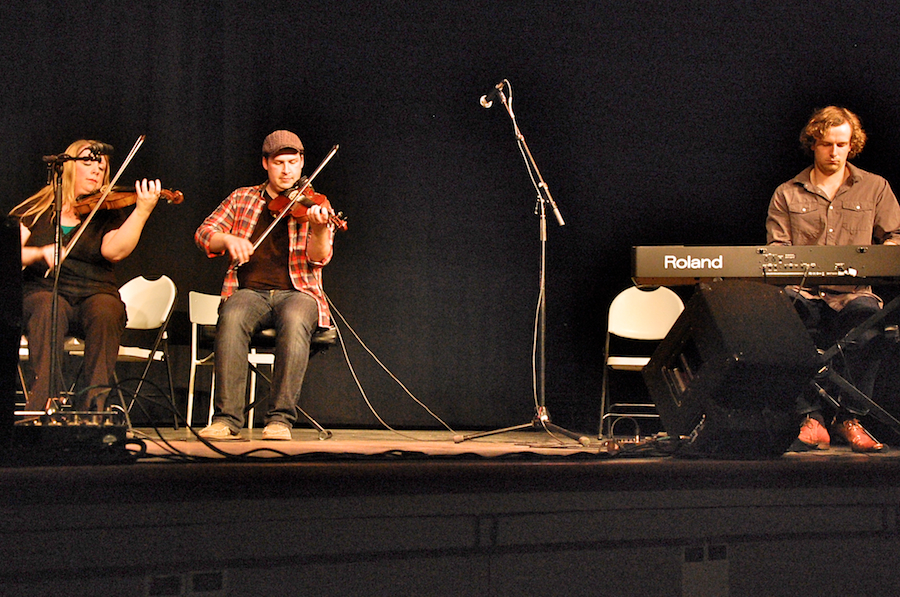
664,255,723,270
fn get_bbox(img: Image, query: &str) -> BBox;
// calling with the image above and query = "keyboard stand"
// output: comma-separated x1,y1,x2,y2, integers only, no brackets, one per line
813,293,900,438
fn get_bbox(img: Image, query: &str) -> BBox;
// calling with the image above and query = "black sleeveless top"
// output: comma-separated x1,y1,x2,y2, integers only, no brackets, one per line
20,207,127,303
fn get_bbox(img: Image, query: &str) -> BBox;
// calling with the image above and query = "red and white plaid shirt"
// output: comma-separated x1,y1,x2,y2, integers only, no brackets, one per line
195,182,333,327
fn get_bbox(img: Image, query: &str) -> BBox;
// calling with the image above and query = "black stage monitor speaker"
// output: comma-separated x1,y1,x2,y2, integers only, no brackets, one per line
0,217,22,458
643,280,820,458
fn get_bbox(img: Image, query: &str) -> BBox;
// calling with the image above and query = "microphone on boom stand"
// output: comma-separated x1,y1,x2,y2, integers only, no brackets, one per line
479,81,505,109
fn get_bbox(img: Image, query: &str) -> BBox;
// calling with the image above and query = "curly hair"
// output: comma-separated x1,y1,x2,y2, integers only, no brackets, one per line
799,106,867,159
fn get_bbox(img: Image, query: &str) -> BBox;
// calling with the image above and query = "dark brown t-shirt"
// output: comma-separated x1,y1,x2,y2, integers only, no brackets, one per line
237,193,293,291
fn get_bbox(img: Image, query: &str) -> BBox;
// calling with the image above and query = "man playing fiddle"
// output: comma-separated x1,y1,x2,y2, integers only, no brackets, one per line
11,139,161,413
195,130,334,441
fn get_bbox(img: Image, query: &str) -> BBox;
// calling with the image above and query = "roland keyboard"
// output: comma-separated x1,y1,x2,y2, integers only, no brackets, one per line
632,244,900,286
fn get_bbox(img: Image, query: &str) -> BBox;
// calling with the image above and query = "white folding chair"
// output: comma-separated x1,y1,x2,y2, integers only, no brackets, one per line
600,285,684,439
69,275,179,425
184,292,277,429
185,291,220,429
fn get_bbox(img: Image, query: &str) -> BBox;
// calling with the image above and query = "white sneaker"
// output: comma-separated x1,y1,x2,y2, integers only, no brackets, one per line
198,421,243,441
262,422,292,441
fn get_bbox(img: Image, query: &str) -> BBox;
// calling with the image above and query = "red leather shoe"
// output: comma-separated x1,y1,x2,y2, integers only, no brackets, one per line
833,419,885,453
797,416,830,449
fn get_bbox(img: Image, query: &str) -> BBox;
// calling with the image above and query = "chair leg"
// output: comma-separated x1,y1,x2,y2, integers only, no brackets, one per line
600,364,610,438
187,354,215,429
296,405,332,440
207,371,216,427
247,364,257,430
116,351,179,430
186,365,197,428
16,362,30,409
162,346,178,430
109,370,134,428
243,359,329,437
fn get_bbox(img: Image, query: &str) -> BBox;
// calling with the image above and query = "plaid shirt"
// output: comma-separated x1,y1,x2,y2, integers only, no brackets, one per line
195,182,333,327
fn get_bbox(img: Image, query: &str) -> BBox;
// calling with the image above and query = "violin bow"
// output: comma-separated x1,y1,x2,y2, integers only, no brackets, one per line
230,144,339,272
50,135,146,275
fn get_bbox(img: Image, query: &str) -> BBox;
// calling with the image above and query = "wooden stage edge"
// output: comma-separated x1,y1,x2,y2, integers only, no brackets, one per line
4,426,900,595
3,425,900,493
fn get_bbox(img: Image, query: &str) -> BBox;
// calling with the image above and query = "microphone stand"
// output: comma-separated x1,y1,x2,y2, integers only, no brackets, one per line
455,81,589,446
42,155,70,414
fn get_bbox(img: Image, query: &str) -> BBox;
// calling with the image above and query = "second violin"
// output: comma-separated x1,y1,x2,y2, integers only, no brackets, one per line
268,185,347,231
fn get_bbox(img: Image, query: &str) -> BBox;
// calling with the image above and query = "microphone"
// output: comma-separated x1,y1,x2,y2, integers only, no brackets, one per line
88,142,114,158
479,81,505,109
42,142,115,164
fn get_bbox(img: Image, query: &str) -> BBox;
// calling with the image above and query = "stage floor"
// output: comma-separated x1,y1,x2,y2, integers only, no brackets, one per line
139,425,620,461
131,424,900,464
8,420,900,466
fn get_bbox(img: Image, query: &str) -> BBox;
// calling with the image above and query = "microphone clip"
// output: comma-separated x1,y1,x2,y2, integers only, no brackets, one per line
479,81,506,109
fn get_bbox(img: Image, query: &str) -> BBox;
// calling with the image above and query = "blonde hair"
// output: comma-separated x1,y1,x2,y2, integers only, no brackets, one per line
9,139,111,224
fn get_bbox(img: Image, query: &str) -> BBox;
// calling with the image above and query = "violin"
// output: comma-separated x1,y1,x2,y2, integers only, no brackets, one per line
268,185,347,231
72,185,184,215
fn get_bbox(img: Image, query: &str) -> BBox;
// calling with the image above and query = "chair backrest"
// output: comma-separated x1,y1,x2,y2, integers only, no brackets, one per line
188,291,221,326
119,275,178,330
607,285,684,341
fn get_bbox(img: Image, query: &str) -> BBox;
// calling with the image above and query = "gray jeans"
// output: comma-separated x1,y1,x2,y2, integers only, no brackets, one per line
212,288,318,430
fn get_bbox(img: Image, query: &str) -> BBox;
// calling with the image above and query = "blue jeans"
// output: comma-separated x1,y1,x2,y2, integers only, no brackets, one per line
212,289,319,430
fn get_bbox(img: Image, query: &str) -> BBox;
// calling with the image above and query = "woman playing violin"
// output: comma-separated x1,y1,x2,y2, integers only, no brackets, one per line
9,138,162,412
